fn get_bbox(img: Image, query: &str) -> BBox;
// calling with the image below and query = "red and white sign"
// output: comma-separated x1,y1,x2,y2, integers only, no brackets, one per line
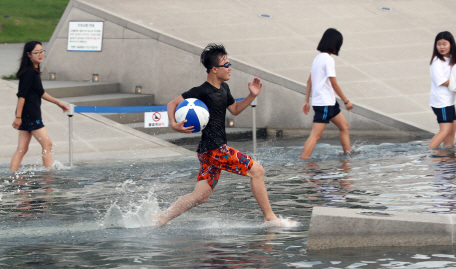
145,112,168,128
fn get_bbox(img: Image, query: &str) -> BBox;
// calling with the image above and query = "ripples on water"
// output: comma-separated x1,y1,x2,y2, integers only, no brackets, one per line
1,137,456,268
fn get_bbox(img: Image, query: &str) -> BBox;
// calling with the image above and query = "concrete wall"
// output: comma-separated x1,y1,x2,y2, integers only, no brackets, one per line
41,0,432,137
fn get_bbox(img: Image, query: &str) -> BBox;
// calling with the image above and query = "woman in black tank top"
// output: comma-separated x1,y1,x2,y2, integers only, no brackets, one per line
10,41,69,171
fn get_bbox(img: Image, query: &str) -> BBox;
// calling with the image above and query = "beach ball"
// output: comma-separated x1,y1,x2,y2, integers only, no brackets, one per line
175,98,210,133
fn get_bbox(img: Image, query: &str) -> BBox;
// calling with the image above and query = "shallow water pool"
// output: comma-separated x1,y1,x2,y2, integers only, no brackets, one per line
2,136,456,268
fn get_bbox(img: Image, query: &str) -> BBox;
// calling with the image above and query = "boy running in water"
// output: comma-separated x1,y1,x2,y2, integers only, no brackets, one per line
154,43,280,226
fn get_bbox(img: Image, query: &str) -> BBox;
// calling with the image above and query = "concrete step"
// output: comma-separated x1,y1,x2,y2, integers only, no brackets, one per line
102,112,146,124
125,122,174,136
124,122,263,142
43,81,120,98
11,80,120,98
14,80,159,126
154,127,258,142
60,93,154,107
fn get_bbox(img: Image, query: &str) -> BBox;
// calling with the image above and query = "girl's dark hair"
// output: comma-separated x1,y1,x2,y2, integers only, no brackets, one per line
430,31,456,66
16,41,42,79
200,43,228,73
317,28,343,56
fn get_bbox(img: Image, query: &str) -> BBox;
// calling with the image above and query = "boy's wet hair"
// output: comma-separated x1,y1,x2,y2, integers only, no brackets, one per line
201,43,228,73
430,31,456,66
317,28,343,56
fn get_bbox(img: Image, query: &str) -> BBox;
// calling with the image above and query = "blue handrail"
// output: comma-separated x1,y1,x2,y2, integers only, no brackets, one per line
72,98,245,114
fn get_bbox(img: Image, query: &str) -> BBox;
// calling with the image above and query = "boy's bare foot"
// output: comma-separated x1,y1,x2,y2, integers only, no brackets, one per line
151,215,168,227
263,218,299,227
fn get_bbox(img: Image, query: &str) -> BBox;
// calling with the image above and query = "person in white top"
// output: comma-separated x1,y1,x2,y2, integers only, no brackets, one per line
428,31,456,148
301,28,353,159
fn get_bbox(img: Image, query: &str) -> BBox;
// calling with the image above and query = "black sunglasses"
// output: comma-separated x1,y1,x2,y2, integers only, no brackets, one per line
214,62,232,68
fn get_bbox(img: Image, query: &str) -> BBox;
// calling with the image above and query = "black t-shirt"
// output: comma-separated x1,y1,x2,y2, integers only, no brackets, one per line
182,81,235,153
16,68,45,122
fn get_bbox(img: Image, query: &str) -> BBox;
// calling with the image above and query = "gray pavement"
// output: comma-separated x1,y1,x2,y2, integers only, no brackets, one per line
3,0,456,168
0,79,194,167
0,44,195,167
68,0,456,135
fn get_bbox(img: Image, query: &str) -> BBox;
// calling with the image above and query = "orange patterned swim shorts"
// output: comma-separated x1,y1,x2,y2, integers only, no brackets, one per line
197,145,254,189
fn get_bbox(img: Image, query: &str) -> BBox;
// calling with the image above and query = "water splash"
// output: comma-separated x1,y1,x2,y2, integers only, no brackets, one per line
8,160,70,174
52,160,69,170
196,219,263,231
123,197,161,228
103,191,162,229
103,203,125,228
262,217,301,228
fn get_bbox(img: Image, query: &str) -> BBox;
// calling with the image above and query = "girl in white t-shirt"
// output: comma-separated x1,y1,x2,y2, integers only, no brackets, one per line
428,31,456,148
301,28,353,159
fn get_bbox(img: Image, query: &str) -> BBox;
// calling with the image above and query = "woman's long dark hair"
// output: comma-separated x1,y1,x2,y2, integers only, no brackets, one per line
430,31,456,66
16,41,42,79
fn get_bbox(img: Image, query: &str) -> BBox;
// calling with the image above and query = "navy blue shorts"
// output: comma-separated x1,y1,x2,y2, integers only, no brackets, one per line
432,106,456,123
19,119,45,132
313,101,341,123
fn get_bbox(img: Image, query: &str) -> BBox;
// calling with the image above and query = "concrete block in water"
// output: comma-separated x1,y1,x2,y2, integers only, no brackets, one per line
307,207,456,250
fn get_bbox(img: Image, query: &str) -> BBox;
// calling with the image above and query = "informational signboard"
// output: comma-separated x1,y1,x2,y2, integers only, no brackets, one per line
145,112,169,128
67,21,104,51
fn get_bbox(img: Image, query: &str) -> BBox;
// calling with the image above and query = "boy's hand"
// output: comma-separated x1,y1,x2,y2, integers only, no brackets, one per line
248,77,263,97
303,102,310,115
171,120,194,133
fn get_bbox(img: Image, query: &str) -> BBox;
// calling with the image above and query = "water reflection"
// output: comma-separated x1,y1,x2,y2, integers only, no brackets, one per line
3,138,456,267
196,231,277,268
5,172,54,218
302,160,354,205
429,149,456,179
428,149,456,214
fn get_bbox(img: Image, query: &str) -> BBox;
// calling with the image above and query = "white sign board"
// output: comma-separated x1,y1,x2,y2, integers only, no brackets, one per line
67,21,103,51
145,112,169,128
